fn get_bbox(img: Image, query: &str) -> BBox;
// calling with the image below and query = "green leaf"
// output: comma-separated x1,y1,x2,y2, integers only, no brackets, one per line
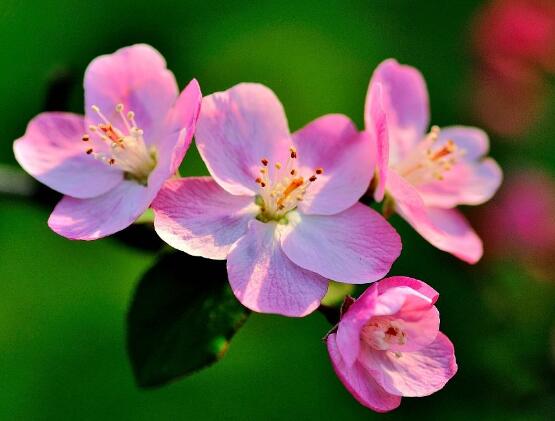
127,251,250,388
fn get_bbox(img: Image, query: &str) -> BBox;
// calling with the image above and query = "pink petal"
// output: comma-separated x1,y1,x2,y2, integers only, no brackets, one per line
387,172,483,263
336,284,378,367
364,82,389,202
416,126,503,208
377,276,439,304
48,180,157,240
291,114,374,215
360,332,457,397
280,203,401,284
369,59,430,164
327,333,402,412
195,83,292,196
226,220,328,317
84,44,178,141
436,126,491,160
152,177,257,260
13,112,122,198
156,79,202,175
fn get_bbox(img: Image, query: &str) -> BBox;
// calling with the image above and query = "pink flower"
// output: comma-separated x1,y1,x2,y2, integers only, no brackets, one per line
471,0,555,136
152,83,401,317
13,44,202,240
327,276,457,412
365,59,502,263
478,169,555,265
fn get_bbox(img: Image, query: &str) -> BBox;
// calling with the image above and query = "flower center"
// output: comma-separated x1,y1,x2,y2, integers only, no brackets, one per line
82,104,157,186
393,126,465,186
361,318,407,351
254,147,323,223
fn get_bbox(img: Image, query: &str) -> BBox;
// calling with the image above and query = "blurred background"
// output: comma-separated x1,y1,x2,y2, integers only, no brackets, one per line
1,0,554,419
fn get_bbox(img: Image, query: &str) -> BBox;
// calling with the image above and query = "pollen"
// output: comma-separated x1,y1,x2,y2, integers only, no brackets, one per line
82,103,157,185
394,126,465,186
254,146,323,222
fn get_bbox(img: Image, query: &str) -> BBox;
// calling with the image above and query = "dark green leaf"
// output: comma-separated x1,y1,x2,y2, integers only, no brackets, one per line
127,251,250,388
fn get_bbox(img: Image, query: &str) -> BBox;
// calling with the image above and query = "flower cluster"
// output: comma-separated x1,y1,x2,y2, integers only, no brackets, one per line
13,44,502,412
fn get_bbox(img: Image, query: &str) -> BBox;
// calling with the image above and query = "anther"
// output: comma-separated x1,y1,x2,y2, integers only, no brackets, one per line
82,135,90,142
315,167,324,175
108,158,116,165
309,175,317,182
261,158,269,166
290,169,296,175
275,162,282,170
116,103,124,112
127,111,135,120
260,182,266,187
86,148,93,155
289,147,297,159
255,177,262,184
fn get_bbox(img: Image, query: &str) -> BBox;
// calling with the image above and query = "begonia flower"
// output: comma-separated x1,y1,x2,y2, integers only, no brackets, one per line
365,59,502,263
327,276,457,412
152,83,401,317
14,44,201,240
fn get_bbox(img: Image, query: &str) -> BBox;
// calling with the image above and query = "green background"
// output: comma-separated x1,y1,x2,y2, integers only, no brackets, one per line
1,1,554,419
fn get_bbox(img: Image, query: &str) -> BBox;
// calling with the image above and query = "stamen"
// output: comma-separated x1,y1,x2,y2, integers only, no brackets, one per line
254,150,322,221
83,104,157,185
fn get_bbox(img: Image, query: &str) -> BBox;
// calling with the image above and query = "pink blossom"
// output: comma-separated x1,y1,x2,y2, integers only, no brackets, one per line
152,83,401,317
327,276,457,412
478,169,555,265
13,44,201,240
471,0,555,136
365,59,502,263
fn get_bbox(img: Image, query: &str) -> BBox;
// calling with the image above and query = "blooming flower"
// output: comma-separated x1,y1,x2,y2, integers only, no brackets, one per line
365,59,502,263
152,83,401,317
13,44,201,240
326,276,457,412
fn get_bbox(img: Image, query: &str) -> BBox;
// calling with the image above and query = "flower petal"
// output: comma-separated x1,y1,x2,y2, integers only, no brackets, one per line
416,126,503,208
336,284,378,367
195,83,292,196
280,203,401,284
48,180,157,240
360,332,457,397
13,112,122,198
152,177,257,260
84,44,178,140
327,333,402,412
157,79,202,175
226,220,328,317
377,276,439,305
292,114,374,215
364,81,389,202
369,59,430,163
387,172,483,263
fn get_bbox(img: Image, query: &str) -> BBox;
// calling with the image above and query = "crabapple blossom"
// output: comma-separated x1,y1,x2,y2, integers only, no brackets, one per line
152,83,401,317
14,44,201,239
